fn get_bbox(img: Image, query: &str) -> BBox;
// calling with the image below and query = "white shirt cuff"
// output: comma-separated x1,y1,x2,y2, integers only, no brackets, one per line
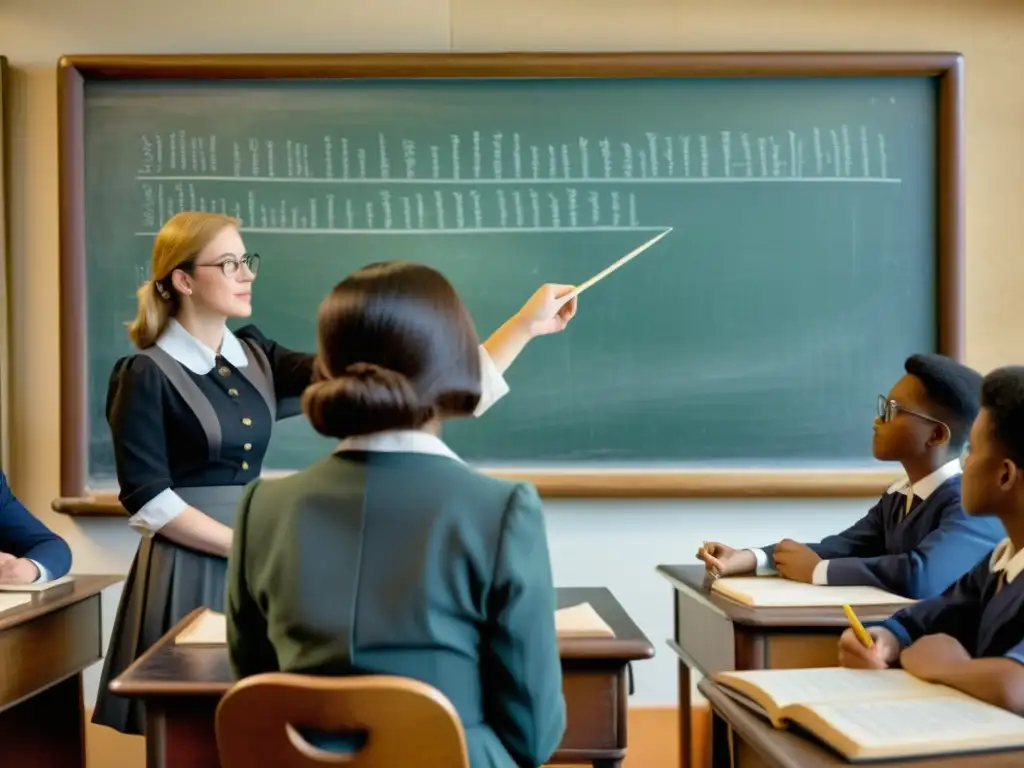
474,345,510,417
749,548,778,576
28,559,52,583
812,560,830,585
128,488,189,536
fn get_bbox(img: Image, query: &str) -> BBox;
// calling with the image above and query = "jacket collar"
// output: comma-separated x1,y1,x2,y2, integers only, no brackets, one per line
990,538,1024,584
155,318,248,374
886,458,961,502
335,430,463,463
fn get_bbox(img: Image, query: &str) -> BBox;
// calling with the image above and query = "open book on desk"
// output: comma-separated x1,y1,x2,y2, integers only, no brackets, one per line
176,601,616,646
711,576,915,608
713,667,1024,762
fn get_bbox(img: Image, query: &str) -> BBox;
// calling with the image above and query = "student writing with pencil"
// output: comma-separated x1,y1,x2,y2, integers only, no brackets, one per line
697,355,1005,599
838,366,1024,715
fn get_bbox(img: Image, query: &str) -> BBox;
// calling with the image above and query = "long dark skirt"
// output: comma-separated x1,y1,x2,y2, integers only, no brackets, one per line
91,485,242,735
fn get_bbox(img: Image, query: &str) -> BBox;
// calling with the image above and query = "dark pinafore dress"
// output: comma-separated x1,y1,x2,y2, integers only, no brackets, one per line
91,338,278,736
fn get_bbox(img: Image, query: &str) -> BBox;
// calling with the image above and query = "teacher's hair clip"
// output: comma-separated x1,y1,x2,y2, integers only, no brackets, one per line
154,281,171,300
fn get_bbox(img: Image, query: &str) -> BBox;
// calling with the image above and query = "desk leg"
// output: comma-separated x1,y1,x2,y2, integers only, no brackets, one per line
146,698,221,768
709,710,732,768
677,658,694,768
0,672,85,767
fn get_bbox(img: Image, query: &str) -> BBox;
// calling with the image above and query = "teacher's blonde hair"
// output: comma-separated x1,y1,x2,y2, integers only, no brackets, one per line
128,211,241,349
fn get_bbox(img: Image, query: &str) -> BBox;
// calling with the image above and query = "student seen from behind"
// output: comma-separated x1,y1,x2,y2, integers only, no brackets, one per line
838,366,1024,715
225,261,565,768
697,354,1004,599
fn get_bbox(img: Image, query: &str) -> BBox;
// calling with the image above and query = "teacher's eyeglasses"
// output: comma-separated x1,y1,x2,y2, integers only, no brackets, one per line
877,395,948,432
192,253,260,278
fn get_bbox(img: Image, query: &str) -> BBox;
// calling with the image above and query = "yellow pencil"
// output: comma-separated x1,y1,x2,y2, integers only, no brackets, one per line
842,604,874,649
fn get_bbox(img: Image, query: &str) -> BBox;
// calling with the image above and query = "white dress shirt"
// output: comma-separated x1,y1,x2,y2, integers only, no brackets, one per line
129,320,509,536
336,429,464,462
748,458,964,583
28,559,52,583
990,537,1024,585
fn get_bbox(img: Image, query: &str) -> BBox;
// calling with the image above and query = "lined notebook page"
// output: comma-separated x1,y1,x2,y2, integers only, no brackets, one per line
0,593,32,613
711,577,915,607
0,575,75,593
555,602,615,638
176,603,617,645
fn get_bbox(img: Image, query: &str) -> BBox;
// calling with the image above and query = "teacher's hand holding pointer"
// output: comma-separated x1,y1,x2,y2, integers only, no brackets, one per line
484,284,578,373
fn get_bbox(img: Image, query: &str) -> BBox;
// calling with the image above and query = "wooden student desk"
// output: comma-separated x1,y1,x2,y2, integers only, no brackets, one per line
110,586,654,768
698,678,1024,768
0,574,122,768
657,565,912,768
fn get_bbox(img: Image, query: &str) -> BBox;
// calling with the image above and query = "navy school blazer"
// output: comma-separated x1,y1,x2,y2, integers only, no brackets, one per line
0,469,72,580
761,476,1004,599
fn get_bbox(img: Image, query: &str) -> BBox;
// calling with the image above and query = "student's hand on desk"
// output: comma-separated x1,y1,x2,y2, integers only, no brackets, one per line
696,542,755,577
899,634,971,682
0,556,40,584
515,284,578,337
771,539,821,583
838,626,900,669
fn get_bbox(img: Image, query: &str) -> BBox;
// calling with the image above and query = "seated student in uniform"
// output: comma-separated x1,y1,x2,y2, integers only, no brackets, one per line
0,468,72,584
697,354,1005,599
838,365,1024,715
225,261,565,768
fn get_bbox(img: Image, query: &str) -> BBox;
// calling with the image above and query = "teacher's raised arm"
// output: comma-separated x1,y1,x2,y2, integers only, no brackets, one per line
475,283,578,415
235,278,578,420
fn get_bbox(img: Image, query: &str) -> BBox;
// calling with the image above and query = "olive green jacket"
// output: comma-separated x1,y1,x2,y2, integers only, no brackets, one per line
226,434,566,767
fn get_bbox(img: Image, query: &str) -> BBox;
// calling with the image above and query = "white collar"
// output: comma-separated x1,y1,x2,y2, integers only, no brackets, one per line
886,458,961,501
155,318,248,374
989,538,1024,584
335,430,463,463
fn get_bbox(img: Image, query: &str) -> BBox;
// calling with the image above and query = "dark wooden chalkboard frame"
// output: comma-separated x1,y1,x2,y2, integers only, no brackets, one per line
53,52,964,516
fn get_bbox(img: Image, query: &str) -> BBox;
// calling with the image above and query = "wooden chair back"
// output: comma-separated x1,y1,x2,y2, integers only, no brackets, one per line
215,673,469,767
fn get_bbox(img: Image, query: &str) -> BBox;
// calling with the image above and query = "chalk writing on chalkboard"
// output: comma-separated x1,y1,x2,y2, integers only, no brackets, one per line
134,126,896,237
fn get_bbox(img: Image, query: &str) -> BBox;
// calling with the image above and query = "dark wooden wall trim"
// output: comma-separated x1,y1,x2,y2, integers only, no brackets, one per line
54,51,964,514
0,56,11,469
57,61,87,503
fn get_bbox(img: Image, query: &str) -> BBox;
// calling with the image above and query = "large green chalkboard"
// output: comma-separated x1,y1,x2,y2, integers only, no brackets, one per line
61,54,962,496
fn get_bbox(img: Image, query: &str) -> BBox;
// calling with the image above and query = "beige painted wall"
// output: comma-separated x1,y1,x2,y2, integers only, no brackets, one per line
2,0,1023,707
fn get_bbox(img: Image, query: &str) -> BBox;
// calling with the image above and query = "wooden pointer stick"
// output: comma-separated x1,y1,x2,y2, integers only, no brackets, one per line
566,228,673,301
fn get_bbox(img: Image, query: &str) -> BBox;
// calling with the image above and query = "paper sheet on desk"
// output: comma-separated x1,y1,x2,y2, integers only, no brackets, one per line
0,575,75,592
176,603,617,645
176,609,227,645
0,593,32,613
555,602,616,638
711,577,915,608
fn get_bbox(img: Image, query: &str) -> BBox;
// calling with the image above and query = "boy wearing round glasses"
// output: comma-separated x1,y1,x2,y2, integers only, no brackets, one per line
698,354,1005,599
839,366,1024,716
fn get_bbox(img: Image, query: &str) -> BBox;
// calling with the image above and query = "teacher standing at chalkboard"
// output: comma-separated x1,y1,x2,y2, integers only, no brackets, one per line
91,210,578,736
